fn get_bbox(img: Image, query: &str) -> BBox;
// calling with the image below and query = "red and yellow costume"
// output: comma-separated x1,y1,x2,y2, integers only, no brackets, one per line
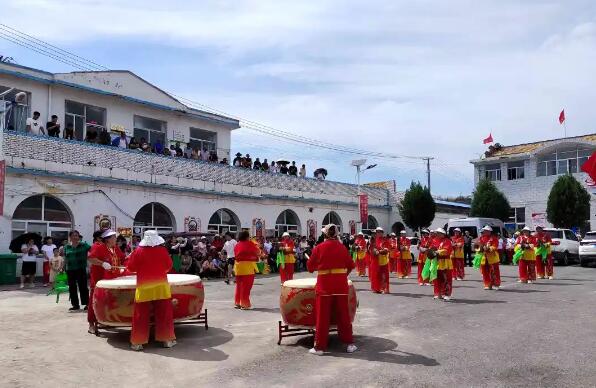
279,237,296,283
126,246,175,346
396,235,412,278
353,235,367,276
388,236,399,273
451,234,465,280
88,242,125,325
432,235,454,298
477,234,501,289
234,240,260,308
515,234,536,282
534,230,553,279
368,236,390,293
417,234,432,285
307,238,355,351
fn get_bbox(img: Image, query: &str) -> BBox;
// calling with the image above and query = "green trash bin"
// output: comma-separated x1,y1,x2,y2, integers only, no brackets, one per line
0,254,18,285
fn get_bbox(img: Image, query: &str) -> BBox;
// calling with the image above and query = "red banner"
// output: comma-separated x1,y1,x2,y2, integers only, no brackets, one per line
0,160,5,216
359,194,368,223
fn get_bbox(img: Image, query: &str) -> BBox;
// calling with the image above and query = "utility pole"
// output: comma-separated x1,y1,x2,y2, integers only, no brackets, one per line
423,157,434,192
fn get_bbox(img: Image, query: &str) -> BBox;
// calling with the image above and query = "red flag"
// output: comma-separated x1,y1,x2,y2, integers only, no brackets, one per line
483,133,493,144
559,109,565,124
581,151,596,186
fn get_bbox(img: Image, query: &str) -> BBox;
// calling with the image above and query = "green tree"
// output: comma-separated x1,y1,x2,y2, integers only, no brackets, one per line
546,175,590,228
398,182,436,230
470,180,511,221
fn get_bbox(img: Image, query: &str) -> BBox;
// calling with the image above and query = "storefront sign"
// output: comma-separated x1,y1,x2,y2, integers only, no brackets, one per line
253,218,265,238
0,160,5,216
94,214,116,231
184,216,201,232
307,219,317,239
359,194,368,223
349,220,356,235
117,227,133,237
531,212,546,228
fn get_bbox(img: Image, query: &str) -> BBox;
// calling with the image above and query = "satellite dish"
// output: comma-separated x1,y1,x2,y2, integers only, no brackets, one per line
14,92,27,104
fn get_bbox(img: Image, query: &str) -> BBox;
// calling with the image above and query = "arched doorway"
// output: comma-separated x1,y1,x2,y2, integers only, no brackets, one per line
11,195,73,243
362,215,378,235
275,209,301,237
322,211,342,233
133,202,175,234
208,208,240,234
392,222,405,234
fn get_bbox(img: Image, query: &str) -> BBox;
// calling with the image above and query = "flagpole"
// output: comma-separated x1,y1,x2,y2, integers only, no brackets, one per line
563,121,567,138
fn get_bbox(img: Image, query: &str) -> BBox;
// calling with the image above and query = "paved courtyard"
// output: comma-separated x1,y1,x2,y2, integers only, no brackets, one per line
1,264,595,388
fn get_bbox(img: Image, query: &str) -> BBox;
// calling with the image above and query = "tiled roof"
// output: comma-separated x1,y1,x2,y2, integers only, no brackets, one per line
488,133,596,157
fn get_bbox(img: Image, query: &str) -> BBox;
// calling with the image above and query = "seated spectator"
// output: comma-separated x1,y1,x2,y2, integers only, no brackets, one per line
26,111,45,135
220,157,228,165
233,152,243,167
153,138,164,154
139,137,150,152
262,159,270,172
180,253,197,274
243,154,252,168
209,151,218,163
63,122,74,140
253,158,262,170
289,161,298,176
46,115,60,137
111,131,129,148
299,164,306,178
129,137,140,150
98,128,111,145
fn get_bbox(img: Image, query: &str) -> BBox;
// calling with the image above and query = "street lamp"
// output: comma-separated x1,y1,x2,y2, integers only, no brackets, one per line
351,159,376,233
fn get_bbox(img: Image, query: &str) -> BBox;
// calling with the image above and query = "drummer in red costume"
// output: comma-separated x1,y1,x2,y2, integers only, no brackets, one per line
431,228,454,300
279,232,296,284
451,228,465,280
417,229,432,286
396,230,412,278
534,226,554,280
307,223,357,355
388,233,399,274
126,230,176,351
477,225,501,290
353,232,367,277
369,227,390,294
87,229,125,335
234,231,260,309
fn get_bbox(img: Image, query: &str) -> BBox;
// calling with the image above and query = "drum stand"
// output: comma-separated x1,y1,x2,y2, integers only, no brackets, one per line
277,321,337,345
94,309,208,337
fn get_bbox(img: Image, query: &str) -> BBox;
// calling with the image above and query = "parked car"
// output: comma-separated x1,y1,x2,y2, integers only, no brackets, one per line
579,231,596,267
407,236,420,263
543,228,580,265
447,217,506,239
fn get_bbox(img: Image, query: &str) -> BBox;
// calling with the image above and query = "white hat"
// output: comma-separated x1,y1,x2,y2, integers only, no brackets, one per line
400,230,407,235
357,232,364,236
321,227,326,233
422,228,430,234
482,225,493,232
454,228,461,232
522,226,532,232
139,230,165,247
282,232,290,237
324,224,338,236
390,232,396,237
100,229,117,239
375,227,384,232
435,228,446,235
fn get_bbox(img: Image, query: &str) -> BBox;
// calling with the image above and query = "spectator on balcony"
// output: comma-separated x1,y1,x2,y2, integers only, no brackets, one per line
243,154,252,168
279,163,289,175
209,151,218,163
85,128,98,143
111,131,129,148
64,122,74,140
253,158,262,170
140,137,151,152
98,128,112,145
289,161,298,176
270,161,278,173
200,147,210,162
233,152,242,167
190,147,200,160
261,159,270,172
26,111,45,135
299,164,306,178
174,142,183,157
163,147,172,156
220,157,228,165
153,138,164,154
46,115,60,137
129,137,140,150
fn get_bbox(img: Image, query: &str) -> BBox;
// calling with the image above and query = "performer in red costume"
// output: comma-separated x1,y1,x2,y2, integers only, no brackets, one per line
417,229,432,286
451,228,465,280
307,223,357,355
279,232,296,284
353,232,367,277
515,226,536,283
87,229,126,334
234,231,260,309
431,228,454,300
477,225,501,290
396,230,412,278
534,226,554,280
126,230,176,351
388,233,399,274
369,227,390,294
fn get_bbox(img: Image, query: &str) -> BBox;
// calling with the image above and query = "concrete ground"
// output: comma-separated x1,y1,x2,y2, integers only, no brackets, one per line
1,264,595,388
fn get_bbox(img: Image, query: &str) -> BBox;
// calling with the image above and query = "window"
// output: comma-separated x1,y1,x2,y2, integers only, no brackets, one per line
322,212,342,232
508,207,525,225
275,210,301,237
485,164,501,181
545,230,563,239
11,195,72,241
189,127,217,153
208,209,240,234
537,148,595,177
133,202,174,235
565,230,578,241
362,215,378,235
0,85,30,131
133,115,166,146
65,100,106,141
507,161,525,180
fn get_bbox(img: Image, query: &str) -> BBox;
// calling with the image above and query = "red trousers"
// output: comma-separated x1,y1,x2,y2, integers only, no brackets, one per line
279,264,294,284
518,260,536,282
396,259,410,277
481,263,501,288
356,259,366,276
535,257,545,278
314,294,353,351
536,255,554,278
433,269,452,297
452,257,465,279
130,298,175,345
417,259,428,284
389,257,398,273
43,261,50,284
545,255,554,277
235,274,255,308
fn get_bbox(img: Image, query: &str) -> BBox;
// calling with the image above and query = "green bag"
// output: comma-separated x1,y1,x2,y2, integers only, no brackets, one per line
512,249,524,265
428,258,438,282
276,251,286,269
535,245,549,263
473,252,483,269
351,250,357,262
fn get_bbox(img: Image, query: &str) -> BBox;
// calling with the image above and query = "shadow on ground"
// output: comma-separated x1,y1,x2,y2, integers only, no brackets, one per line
104,326,233,361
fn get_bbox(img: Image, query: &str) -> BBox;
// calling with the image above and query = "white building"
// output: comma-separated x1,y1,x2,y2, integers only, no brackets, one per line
0,62,405,257
470,135,596,231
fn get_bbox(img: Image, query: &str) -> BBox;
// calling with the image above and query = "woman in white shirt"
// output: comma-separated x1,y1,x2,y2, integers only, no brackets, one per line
41,237,57,287
20,239,39,288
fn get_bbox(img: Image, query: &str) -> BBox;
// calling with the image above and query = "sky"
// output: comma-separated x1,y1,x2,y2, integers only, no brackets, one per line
2,0,596,196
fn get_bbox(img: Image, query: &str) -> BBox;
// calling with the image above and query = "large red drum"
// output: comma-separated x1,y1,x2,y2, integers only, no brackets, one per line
280,278,357,327
93,274,204,326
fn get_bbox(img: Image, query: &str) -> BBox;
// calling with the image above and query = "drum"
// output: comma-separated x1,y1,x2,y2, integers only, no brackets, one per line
279,278,357,327
93,274,204,327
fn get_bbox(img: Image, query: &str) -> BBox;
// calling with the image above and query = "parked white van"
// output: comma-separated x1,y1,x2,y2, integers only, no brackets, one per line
447,217,506,238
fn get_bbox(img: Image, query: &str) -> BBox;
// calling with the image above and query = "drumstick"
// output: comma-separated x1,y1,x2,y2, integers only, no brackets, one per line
304,253,310,261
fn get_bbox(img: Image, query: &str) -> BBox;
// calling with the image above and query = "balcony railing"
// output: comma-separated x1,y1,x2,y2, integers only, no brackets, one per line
2,131,390,207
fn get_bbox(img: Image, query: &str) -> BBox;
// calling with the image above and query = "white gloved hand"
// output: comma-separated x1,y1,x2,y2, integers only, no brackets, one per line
102,262,112,270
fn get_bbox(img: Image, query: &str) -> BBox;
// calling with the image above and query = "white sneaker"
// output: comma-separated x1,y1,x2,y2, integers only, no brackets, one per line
443,296,451,301
493,286,499,290
484,287,490,290
517,280,523,283
130,344,144,351
163,340,177,348
404,276,409,279
419,282,424,286
528,280,533,284
29,283,35,288
19,284,24,289
433,296,440,299
309,348,324,356
346,344,358,353
548,276,553,280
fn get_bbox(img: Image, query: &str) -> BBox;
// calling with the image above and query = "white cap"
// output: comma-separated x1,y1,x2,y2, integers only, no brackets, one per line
522,226,532,232
139,230,165,247
100,229,117,239
422,229,430,234
390,232,396,237
324,224,337,236
400,230,407,235
454,228,461,232
357,232,364,236
375,227,384,232
435,228,446,235
482,225,493,232
282,232,290,237
321,227,326,233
